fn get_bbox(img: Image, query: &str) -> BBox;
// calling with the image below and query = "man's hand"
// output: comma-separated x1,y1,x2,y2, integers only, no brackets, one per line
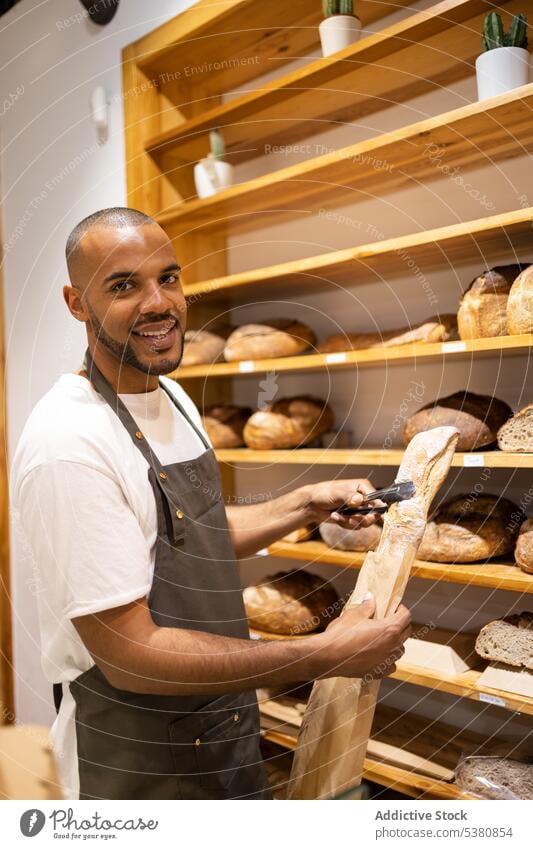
300,478,385,530
313,593,412,680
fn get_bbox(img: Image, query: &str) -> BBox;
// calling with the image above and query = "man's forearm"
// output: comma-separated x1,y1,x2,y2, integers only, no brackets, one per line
226,487,314,558
100,621,322,695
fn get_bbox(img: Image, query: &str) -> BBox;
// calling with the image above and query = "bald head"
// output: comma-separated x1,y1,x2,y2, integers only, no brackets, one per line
66,207,157,285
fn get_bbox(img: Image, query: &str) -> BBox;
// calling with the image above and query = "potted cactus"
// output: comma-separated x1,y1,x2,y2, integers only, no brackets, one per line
476,12,530,100
193,129,234,198
319,0,361,58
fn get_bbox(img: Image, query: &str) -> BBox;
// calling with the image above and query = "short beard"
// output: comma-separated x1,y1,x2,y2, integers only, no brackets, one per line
86,304,184,376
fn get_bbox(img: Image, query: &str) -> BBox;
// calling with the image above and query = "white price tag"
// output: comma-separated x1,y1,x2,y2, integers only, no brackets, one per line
479,692,506,708
463,454,485,467
325,352,348,364
441,341,467,353
239,360,255,373
256,548,268,556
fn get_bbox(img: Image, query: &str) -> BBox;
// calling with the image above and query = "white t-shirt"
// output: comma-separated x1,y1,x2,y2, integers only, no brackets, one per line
10,372,212,799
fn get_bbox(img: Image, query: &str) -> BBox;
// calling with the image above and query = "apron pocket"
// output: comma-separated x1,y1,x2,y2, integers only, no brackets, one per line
168,699,257,794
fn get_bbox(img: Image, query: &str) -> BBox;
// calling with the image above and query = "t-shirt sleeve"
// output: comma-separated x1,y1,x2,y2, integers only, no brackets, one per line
16,460,152,620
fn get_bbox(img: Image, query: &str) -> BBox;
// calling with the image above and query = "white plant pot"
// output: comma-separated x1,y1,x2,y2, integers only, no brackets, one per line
475,46,530,101
194,158,234,198
319,14,361,58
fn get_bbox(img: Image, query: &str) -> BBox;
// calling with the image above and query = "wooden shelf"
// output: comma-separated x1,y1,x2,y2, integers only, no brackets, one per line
263,540,532,593
261,727,474,799
147,0,522,169
217,447,533,469
132,0,411,90
181,206,533,302
250,628,532,714
157,85,533,235
174,334,533,379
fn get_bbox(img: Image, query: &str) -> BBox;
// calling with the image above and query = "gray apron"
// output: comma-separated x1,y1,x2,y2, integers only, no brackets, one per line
67,349,271,800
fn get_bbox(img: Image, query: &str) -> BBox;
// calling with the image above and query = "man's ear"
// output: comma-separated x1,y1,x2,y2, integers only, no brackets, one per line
63,283,89,322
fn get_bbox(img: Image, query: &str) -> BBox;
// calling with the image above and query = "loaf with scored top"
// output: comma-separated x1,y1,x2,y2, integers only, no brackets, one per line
224,319,316,361
243,396,334,450
244,569,340,635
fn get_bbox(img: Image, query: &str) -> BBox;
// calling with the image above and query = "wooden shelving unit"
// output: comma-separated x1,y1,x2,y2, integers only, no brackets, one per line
123,0,532,800
264,539,532,593
217,447,533,468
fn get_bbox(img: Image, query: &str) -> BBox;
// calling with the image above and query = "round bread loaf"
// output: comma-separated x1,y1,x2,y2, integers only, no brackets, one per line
455,756,533,800
182,328,228,366
403,390,512,451
202,404,252,448
457,265,527,339
417,494,521,563
497,404,533,453
515,518,533,574
243,569,340,635
507,264,533,334
319,520,382,552
318,315,456,353
243,395,334,450
224,319,316,362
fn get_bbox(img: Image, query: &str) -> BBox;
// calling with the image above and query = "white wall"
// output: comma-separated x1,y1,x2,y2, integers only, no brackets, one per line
1,0,194,725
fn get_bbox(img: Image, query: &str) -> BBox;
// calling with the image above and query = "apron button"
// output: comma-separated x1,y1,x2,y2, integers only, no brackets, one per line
233,712,240,722
135,431,143,440
176,510,184,519
194,738,201,747
159,471,168,480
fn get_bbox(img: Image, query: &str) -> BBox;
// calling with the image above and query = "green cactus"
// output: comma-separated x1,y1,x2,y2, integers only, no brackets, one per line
209,128,225,161
322,0,353,17
505,13,528,48
482,11,528,51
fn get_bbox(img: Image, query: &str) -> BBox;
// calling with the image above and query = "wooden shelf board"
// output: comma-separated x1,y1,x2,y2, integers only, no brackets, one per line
147,0,522,167
157,85,533,235
264,540,532,593
131,0,413,93
173,334,533,379
260,730,473,799
250,628,533,714
216,447,533,469
181,206,533,301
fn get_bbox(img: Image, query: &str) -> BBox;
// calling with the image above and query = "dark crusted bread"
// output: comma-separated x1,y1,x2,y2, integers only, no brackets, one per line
224,319,316,361
417,494,522,563
455,756,533,799
202,404,252,448
243,569,340,635
475,611,533,670
516,518,533,574
457,264,528,340
243,395,334,450
403,390,512,451
318,520,382,552
497,404,533,453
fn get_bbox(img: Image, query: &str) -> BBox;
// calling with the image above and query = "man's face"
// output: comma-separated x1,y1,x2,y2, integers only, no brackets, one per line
73,224,186,376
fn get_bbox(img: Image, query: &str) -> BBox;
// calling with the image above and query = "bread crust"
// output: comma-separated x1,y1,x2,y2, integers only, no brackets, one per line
318,315,456,354
507,264,533,334
202,404,252,448
224,319,316,361
516,517,533,574
458,265,526,339
243,570,340,635
318,520,382,552
182,328,228,366
243,396,334,450
474,611,533,670
497,403,533,453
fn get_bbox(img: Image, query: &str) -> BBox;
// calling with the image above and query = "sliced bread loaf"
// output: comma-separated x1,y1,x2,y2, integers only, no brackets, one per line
475,612,533,670
497,403,533,453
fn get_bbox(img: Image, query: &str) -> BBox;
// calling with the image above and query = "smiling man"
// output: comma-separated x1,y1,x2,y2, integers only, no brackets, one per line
11,207,411,801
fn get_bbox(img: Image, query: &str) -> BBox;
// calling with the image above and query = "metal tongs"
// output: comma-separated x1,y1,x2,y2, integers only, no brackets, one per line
336,481,416,515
